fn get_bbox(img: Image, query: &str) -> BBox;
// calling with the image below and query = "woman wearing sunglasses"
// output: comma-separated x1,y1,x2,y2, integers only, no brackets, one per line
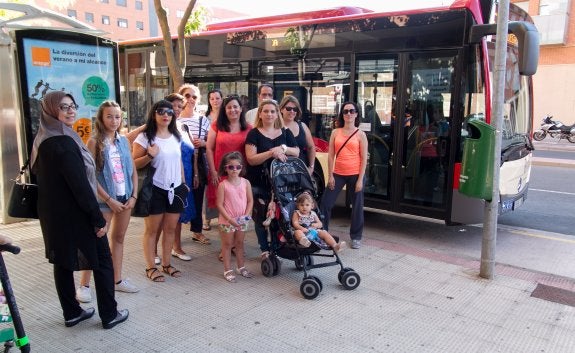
132,100,189,282
245,99,299,259
320,102,368,250
177,84,213,244
279,95,316,175
206,94,252,261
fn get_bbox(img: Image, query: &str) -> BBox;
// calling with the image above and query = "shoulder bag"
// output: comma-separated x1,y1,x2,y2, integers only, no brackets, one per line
8,159,39,219
335,128,359,158
133,165,156,217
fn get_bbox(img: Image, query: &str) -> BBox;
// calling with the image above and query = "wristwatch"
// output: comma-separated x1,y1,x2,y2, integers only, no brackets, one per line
281,144,287,153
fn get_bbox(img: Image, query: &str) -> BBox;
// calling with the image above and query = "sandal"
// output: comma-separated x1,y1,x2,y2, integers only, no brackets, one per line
223,270,236,282
192,233,211,245
236,266,254,278
202,223,211,231
162,265,182,278
145,268,165,282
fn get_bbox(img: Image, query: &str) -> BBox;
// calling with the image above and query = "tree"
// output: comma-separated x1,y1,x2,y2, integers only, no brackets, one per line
153,0,208,90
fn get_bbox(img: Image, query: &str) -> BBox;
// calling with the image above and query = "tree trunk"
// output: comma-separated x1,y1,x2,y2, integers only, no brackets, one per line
154,0,184,89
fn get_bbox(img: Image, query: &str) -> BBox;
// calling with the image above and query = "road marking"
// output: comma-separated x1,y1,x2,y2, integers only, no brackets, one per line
529,188,575,196
502,227,575,244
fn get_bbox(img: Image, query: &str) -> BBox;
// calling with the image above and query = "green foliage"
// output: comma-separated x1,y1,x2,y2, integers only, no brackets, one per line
184,5,209,34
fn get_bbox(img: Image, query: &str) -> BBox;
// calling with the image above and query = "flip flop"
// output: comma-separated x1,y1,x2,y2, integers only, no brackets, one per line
192,233,211,245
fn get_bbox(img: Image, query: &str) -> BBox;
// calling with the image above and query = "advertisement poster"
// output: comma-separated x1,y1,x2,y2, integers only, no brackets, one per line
21,37,117,144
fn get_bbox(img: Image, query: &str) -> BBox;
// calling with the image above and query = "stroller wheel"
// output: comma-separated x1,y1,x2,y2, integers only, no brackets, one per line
271,255,281,276
338,267,354,283
300,277,321,300
341,270,361,290
307,275,323,291
295,255,314,271
261,257,274,277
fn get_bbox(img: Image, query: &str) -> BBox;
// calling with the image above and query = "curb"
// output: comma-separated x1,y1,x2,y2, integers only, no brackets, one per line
532,157,575,168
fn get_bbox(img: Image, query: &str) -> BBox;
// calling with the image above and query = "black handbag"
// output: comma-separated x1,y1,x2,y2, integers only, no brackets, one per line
7,159,39,219
133,165,156,217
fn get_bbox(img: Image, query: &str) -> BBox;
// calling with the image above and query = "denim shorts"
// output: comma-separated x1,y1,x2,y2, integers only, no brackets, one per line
149,184,188,215
99,195,128,212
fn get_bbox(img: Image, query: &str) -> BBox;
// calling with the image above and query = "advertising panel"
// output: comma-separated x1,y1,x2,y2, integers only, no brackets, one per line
15,29,119,151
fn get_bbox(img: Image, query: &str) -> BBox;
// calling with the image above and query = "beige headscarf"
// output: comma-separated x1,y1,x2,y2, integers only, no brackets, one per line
30,91,98,195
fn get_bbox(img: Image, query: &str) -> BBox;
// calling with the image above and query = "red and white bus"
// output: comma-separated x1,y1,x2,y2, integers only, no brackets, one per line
118,0,538,224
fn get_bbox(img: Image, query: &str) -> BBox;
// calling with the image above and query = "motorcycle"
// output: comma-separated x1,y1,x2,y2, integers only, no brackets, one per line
533,115,575,143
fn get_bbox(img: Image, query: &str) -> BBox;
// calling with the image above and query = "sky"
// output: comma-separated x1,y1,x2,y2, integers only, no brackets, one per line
196,0,457,20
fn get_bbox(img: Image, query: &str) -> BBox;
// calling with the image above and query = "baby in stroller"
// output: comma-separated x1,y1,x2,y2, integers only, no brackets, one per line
291,192,345,252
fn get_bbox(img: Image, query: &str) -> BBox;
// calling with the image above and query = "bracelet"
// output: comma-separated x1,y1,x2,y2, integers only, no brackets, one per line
105,195,111,202
130,195,137,200
146,152,154,159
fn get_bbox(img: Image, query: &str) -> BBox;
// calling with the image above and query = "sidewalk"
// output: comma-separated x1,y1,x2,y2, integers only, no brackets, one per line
1,216,575,352
532,139,575,168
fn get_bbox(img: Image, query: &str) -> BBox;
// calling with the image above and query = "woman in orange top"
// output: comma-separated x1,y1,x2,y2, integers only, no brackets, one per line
320,102,368,249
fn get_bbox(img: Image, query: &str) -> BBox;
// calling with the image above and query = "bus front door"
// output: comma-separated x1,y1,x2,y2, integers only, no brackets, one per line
357,51,457,218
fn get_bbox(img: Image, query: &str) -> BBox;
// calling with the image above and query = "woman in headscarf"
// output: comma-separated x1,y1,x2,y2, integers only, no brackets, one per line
31,91,128,329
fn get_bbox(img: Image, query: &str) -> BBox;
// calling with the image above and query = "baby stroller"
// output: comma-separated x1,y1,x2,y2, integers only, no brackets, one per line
261,157,360,300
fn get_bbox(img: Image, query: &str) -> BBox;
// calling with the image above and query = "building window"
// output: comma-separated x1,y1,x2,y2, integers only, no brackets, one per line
100,0,109,3
539,0,568,15
116,0,127,7
118,18,128,28
176,10,185,18
136,21,144,30
85,12,94,23
135,0,143,10
102,15,110,25
67,9,77,18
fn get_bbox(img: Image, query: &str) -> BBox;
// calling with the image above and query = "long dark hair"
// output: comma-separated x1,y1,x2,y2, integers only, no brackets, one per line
216,95,248,132
336,101,361,128
144,100,181,142
205,89,223,116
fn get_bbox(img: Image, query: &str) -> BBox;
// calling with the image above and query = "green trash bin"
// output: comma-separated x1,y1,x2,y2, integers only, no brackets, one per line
458,119,495,201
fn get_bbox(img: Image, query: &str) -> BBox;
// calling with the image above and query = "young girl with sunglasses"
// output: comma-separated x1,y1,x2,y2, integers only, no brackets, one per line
216,151,254,282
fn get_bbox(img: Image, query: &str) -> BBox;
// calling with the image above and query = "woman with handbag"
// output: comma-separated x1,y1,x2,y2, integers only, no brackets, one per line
320,102,368,250
177,84,212,247
31,91,128,329
132,100,189,282
245,99,299,258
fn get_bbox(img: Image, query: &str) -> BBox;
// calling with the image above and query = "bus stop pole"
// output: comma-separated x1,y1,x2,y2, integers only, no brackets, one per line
480,0,509,279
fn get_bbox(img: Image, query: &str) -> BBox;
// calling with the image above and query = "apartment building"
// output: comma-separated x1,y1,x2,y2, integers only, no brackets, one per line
514,0,575,124
34,0,243,41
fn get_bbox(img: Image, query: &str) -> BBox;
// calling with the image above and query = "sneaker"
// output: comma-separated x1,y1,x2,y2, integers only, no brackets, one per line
76,285,92,303
115,279,140,293
351,239,361,249
298,236,311,248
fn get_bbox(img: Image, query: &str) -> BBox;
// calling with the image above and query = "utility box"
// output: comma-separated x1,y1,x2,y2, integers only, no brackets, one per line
458,119,495,200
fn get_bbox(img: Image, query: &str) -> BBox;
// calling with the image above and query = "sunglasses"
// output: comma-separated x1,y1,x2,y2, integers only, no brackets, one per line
156,108,174,116
59,103,79,111
284,106,298,112
225,165,243,171
184,93,198,100
342,109,357,115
